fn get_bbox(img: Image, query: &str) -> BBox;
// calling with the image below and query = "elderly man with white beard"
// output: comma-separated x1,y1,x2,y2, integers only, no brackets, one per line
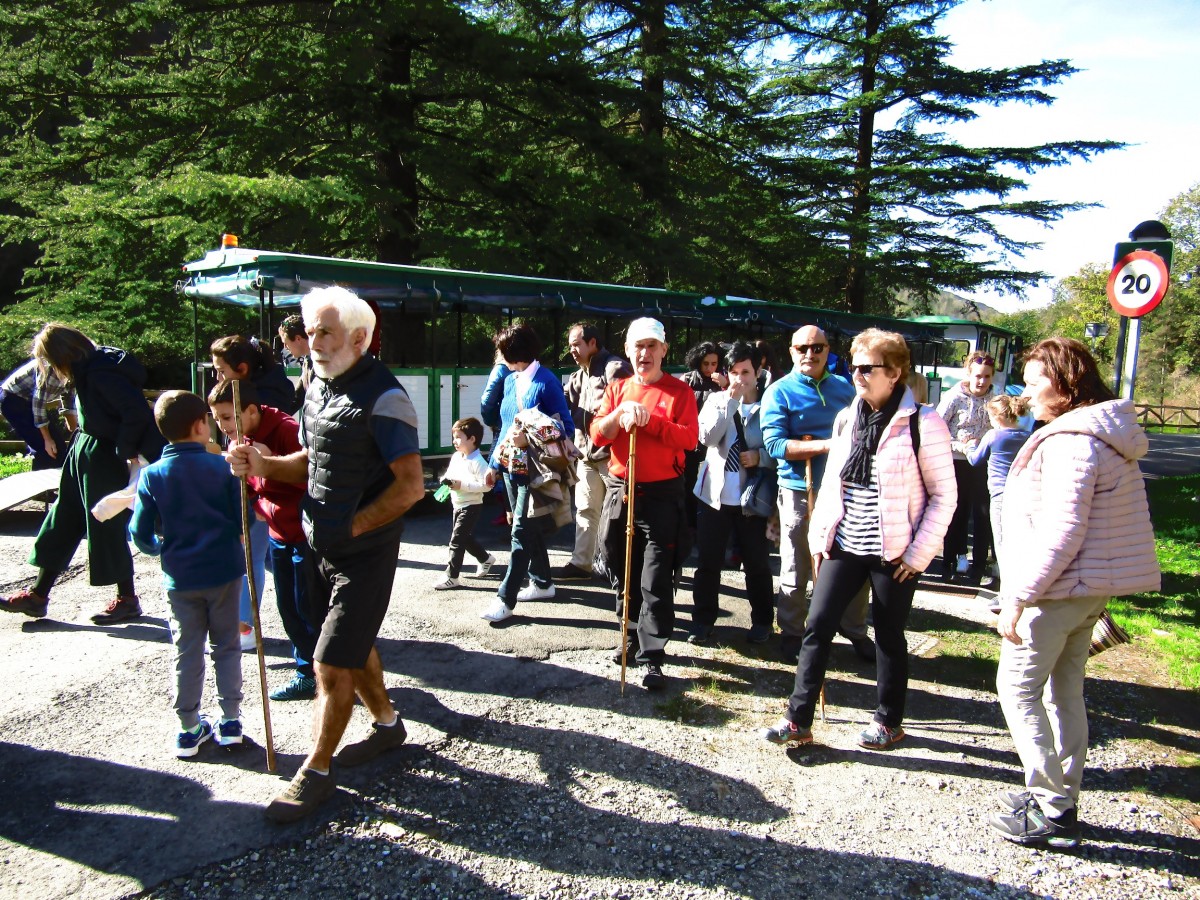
230,286,425,823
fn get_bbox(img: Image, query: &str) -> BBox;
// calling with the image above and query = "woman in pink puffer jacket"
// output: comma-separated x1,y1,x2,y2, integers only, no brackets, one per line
987,338,1159,850
759,329,957,752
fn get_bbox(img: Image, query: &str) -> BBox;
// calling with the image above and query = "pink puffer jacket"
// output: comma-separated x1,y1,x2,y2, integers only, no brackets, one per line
809,389,957,571
1000,399,1160,606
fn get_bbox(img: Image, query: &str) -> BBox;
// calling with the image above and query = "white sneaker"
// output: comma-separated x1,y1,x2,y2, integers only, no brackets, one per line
955,554,970,575
473,554,497,578
240,627,256,652
434,577,460,591
480,599,513,622
516,582,555,601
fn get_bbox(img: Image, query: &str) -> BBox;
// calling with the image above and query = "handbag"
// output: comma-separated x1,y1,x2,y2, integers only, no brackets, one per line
733,409,777,517
1089,608,1130,657
740,466,777,517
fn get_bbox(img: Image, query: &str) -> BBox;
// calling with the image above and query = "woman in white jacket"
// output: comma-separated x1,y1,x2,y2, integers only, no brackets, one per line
760,329,956,751
989,338,1159,849
690,342,776,644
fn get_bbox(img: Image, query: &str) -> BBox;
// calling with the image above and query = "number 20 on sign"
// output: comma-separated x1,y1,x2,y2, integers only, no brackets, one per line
1106,249,1169,318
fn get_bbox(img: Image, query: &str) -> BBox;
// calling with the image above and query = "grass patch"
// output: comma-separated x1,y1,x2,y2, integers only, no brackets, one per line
0,454,32,479
1112,474,1200,690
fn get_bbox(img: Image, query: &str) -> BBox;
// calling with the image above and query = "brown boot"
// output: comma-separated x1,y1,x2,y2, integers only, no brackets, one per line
0,590,48,619
91,595,141,625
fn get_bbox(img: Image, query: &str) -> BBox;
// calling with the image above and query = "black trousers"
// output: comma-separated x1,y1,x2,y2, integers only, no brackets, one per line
787,545,917,729
446,504,488,578
602,476,685,665
944,458,991,567
692,502,774,629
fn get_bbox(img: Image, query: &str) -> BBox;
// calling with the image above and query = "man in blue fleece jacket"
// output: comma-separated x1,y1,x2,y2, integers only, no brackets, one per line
761,325,873,665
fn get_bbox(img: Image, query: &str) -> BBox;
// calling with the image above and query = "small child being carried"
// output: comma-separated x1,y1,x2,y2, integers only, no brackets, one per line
966,394,1030,605
129,391,246,758
434,417,497,591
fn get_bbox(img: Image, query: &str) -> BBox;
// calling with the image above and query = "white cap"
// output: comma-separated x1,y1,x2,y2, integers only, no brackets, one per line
625,317,667,345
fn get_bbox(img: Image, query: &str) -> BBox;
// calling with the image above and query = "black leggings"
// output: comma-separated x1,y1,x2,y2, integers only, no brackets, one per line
787,545,918,729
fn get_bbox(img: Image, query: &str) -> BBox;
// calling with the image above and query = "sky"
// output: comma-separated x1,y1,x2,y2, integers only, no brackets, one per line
937,0,1200,313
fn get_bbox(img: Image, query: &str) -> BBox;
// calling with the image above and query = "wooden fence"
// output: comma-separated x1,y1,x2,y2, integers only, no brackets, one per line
1135,404,1200,430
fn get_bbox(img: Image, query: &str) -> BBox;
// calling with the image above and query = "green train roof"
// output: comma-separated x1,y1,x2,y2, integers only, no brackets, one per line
179,245,946,340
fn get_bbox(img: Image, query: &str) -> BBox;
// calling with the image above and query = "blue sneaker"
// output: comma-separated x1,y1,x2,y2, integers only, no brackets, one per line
217,718,243,747
175,718,214,758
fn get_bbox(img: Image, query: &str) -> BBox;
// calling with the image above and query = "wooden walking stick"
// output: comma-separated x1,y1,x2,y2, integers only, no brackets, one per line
805,449,826,724
232,380,277,773
619,426,638,695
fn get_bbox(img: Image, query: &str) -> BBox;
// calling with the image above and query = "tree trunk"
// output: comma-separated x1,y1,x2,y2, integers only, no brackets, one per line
376,35,420,264
844,0,881,315
638,0,668,286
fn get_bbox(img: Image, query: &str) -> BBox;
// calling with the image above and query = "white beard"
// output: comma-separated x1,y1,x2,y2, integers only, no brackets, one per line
311,346,359,379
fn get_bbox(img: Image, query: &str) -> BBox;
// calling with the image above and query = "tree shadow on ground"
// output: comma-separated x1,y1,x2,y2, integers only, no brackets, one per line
328,716,1045,899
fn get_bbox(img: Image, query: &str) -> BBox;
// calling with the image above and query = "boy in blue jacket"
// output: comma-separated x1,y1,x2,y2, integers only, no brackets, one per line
130,391,246,758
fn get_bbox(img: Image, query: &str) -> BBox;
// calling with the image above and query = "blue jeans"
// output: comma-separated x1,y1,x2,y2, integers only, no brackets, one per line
239,516,269,624
0,390,58,470
267,536,318,677
497,475,552,606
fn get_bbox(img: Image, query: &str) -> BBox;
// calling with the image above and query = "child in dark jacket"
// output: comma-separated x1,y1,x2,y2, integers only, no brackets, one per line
967,394,1030,601
130,391,245,758
209,379,318,701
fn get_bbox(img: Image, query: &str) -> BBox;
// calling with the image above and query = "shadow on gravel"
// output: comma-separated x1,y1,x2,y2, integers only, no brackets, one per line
21,617,171,643
0,742,267,888
344,744,1042,899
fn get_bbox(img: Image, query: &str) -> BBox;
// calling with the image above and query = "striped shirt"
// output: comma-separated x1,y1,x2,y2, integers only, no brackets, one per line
1,360,70,428
835,463,882,556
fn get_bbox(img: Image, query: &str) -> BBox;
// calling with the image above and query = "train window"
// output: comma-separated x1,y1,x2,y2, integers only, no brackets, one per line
941,340,972,367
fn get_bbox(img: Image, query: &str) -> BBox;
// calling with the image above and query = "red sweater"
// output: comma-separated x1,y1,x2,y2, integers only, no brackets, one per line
245,405,305,543
591,374,698,483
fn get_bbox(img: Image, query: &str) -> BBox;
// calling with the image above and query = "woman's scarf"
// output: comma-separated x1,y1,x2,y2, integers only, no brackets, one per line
840,384,904,487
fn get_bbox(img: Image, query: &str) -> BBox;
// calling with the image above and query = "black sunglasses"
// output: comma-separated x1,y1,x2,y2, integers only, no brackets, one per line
792,343,828,355
850,363,887,376
972,355,995,367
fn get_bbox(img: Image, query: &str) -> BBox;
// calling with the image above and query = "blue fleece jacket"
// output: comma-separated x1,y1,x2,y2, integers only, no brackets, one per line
130,442,245,591
760,369,855,491
967,426,1030,497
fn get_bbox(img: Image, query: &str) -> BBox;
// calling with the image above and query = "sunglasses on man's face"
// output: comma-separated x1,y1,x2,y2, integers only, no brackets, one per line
792,343,827,356
850,363,887,376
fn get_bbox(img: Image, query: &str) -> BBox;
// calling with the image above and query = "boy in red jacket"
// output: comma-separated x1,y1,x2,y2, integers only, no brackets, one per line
209,380,319,701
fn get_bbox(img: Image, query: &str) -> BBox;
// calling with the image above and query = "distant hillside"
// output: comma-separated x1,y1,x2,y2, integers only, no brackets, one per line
894,289,1002,322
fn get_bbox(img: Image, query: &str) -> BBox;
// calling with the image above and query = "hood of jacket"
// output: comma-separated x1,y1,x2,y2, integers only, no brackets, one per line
1019,399,1147,466
74,346,147,389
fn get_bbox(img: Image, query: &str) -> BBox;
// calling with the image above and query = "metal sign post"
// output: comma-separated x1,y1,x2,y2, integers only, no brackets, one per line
1106,222,1173,401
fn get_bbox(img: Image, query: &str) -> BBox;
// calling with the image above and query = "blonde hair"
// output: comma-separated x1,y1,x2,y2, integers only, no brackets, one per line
32,323,96,381
905,371,928,404
849,328,910,382
987,394,1027,427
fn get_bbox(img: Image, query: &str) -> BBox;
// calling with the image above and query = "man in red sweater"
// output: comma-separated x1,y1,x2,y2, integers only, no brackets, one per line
591,318,699,689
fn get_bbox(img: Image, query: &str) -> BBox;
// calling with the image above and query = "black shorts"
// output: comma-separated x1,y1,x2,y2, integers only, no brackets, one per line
311,534,401,669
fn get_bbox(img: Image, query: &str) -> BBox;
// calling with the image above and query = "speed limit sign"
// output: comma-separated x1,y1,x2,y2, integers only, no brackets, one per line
1107,249,1169,317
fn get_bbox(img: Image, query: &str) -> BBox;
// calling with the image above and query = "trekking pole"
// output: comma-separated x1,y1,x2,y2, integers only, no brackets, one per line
232,380,277,773
619,426,638,695
805,447,826,724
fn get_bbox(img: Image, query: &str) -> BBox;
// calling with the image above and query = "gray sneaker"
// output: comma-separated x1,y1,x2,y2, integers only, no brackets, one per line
337,718,408,767
265,768,337,824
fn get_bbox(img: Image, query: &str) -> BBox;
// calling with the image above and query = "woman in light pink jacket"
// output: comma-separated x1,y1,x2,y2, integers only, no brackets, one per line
760,329,956,751
988,338,1159,850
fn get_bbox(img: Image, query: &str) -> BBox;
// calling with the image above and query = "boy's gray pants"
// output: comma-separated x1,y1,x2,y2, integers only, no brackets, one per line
165,577,243,729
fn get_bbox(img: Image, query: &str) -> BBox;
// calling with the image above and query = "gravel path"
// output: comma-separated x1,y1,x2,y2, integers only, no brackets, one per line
0,499,1195,900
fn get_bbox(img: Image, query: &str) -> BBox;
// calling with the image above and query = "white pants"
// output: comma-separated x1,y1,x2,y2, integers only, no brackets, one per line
997,595,1108,818
569,457,609,571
